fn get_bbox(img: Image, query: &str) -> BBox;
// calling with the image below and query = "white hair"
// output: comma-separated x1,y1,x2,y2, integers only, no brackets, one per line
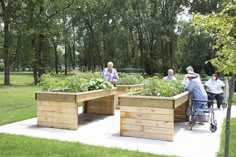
107,61,113,66
186,66,194,72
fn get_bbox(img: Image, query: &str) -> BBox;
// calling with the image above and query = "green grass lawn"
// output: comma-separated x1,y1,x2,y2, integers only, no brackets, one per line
0,72,39,125
233,93,236,105
0,133,170,157
217,118,236,157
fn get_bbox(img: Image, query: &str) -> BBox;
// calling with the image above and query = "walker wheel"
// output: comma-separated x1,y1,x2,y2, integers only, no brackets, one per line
222,103,227,108
210,124,217,132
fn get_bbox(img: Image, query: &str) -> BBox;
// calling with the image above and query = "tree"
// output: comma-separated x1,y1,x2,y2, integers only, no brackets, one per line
193,1,236,156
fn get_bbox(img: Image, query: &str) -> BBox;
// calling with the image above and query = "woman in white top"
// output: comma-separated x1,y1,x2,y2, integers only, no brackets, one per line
204,73,225,109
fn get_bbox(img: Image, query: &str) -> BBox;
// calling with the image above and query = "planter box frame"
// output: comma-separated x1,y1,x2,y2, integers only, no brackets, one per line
119,91,189,142
35,88,117,130
115,84,142,109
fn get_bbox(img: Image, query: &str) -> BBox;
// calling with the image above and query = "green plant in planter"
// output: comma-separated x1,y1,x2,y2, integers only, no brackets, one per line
118,74,144,85
39,74,67,91
140,76,185,97
77,72,102,80
65,75,88,92
39,73,113,92
88,78,113,91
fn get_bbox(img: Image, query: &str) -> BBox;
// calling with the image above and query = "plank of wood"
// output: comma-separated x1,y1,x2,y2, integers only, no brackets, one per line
121,124,173,135
76,89,116,102
37,111,77,119
120,130,173,141
119,97,174,108
36,93,76,102
120,106,174,114
38,116,77,125
37,105,77,114
174,94,189,108
120,118,174,129
120,112,174,121
37,120,77,130
37,101,77,108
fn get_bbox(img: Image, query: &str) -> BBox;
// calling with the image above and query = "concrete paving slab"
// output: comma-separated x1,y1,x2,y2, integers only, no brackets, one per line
0,106,236,157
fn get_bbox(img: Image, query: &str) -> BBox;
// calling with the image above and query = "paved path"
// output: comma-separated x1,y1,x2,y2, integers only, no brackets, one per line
0,106,235,157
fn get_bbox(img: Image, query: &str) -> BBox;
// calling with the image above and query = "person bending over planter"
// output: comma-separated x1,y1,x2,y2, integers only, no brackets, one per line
204,73,225,109
102,61,119,85
186,73,208,110
163,69,177,81
182,66,201,88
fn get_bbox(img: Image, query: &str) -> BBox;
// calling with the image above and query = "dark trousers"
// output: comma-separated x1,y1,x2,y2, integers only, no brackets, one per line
207,92,224,108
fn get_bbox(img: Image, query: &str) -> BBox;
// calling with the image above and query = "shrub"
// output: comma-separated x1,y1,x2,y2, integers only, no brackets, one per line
39,73,113,92
118,73,144,85
140,76,185,97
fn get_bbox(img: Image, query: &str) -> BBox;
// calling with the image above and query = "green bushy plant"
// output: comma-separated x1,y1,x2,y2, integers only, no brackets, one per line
88,78,113,91
118,73,144,85
39,73,113,92
65,75,88,92
140,76,185,97
39,74,67,91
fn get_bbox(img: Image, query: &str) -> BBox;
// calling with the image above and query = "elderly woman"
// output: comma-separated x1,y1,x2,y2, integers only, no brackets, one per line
204,73,225,109
102,61,119,84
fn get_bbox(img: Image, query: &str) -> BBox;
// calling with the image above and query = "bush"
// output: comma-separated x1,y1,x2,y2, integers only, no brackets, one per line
140,76,185,97
39,73,113,92
118,73,144,85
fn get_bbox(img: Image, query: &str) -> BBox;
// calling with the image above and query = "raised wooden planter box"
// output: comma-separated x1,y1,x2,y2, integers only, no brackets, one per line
35,88,117,130
119,91,189,142
115,84,142,109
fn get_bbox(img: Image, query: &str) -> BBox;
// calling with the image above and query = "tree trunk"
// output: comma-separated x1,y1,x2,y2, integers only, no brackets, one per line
64,42,68,75
38,34,44,78
1,0,11,85
224,74,235,157
52,39,58,74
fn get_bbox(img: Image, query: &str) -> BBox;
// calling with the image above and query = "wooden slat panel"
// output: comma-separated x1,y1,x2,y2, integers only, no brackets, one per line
37,120,77,130
37,101,77,108
38,116,77,125
119,97,174,108
36,93,76,102
85,95,115,115
121,124,173,135
120,112,174,121
76,89,117,102
174,94,189,108
120,106,173,115
120,118,174,129
37,105,77,114
37,111,77,119
120,130,173,141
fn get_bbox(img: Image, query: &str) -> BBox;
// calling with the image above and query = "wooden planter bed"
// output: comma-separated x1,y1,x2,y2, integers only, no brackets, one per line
119,91,189,142
35,88,117,130
115,84,142,109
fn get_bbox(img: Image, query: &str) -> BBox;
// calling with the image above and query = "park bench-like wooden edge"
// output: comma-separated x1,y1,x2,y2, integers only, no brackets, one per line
35,88,117,102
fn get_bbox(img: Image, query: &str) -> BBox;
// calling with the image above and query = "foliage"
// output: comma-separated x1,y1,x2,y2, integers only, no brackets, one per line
39,73,113,92
193,0,236,74
118,73,144,85
39,73,67,92
65,75,88,92
140,76,185,97
88,78,113,91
